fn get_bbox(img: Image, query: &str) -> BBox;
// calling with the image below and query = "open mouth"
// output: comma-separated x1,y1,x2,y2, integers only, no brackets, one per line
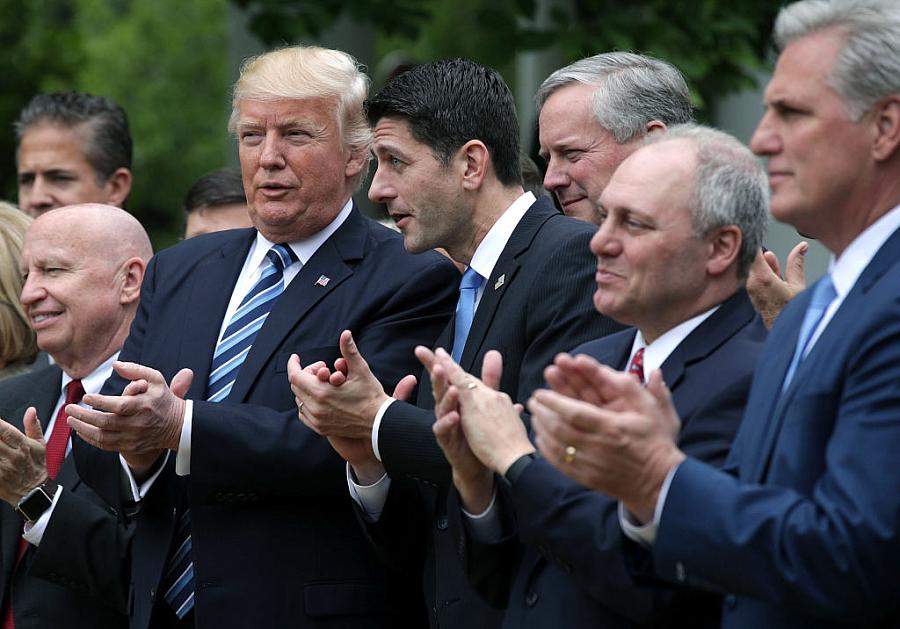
30,311,62,327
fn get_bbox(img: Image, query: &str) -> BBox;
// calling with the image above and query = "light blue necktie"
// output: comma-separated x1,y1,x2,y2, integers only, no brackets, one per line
782,274,836,391
451,267,484,362
162,243,298,619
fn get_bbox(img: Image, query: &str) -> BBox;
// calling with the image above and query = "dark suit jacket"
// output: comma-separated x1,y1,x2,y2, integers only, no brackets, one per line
477,289,766,629
653,225,900,627
75,207,459,629
0,365,128,629
368,197,626,629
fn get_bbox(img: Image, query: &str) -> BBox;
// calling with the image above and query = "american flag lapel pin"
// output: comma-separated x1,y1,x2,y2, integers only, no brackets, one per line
315,275,330,287
494,274,505,290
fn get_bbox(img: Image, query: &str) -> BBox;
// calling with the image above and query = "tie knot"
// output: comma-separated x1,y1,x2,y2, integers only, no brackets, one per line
628,347,645,382
65,379,85,406
266,244,298,272
461,267,484,290
810,274,837,310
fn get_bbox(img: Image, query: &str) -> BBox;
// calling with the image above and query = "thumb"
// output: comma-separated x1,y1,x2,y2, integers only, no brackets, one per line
392,374,418,401
480,350,504,391
170,368,194,399
23,407,44,443
761,249,782,277
339,330,372,378
784,241,808,288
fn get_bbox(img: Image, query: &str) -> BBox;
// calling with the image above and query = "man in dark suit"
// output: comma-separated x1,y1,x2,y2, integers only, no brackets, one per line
67,46,459,628
528,1,900,626
289,59,623,628
0,204,152,628
426,124,769,628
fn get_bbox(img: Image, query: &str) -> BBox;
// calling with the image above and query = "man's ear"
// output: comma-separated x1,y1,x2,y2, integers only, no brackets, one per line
459,140,490,192
872,95,900,162
645,120,667,136
344,148,369,179
706,225,742,277
119,257,147,305
105,168,133,207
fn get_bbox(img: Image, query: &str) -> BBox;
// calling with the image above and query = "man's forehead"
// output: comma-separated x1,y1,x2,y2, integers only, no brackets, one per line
237,98,335,123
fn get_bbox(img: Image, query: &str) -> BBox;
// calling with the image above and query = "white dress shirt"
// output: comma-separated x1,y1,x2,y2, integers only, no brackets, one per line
350,192,537,521
24,352,119,545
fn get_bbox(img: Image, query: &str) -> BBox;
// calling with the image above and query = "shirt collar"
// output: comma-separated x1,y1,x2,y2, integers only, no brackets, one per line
628,305,720,381
829,203,900,299
467,192,536,281
250,198,354,270
60,352,119,397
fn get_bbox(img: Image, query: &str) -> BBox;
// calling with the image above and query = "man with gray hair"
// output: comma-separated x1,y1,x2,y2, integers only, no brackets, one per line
425,123,768,628
69,46,458,628
15,92,133,217
522,0,900,626
537,51,694,223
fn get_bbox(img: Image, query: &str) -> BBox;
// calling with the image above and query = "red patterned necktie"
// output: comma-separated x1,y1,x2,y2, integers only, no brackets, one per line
2,379,84,629
45,379,84,480
628,348,645,383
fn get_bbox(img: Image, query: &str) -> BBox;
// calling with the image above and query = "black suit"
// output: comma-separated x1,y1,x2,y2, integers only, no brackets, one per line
75,207,460,628
473,289,766,628
368,197,626,629
0,366,128,629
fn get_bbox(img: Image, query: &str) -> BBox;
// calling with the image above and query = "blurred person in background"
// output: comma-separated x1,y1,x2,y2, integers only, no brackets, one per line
15,92,132,218
183,168,252,239
0,202,38,380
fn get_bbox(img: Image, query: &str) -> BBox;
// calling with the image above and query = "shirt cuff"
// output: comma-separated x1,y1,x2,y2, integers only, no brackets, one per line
175,400,193,476
371,398,395,462
619,461,681,546
22,484,64,546
461,487,502,543
120,451,170,502
346,463,390,522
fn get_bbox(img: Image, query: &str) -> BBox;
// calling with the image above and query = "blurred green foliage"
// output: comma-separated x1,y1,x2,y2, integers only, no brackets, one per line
1,0,232,249
2,0,784,246
238,0,784,117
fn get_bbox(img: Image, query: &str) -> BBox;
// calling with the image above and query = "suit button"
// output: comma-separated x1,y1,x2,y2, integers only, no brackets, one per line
150,588,156,600
436,516,448,530
724,594,737,610
675,562,686,582
525,591,538,607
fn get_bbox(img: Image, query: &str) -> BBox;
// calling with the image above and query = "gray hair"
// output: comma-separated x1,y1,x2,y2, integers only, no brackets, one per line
536,51,694,143
775,0,900,121
645,124,769,279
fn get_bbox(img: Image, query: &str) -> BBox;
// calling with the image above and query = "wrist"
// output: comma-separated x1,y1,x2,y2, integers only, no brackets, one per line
495,443,537,477
351,458,386,486
634,448,685,518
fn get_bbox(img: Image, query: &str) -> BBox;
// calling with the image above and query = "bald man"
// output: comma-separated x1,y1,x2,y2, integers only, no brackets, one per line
0,204,151,629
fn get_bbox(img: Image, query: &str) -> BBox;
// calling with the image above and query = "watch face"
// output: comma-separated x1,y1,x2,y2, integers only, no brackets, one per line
15,485,53,522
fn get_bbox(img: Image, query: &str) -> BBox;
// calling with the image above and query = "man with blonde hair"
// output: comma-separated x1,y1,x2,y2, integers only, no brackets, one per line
0,204,150,628
69,46,457,628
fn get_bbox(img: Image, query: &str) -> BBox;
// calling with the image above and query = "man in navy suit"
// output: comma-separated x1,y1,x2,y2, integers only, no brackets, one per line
67,46,459,628
288,59,623,628
426,124,769,628
0,204,151,629
526,1,900,626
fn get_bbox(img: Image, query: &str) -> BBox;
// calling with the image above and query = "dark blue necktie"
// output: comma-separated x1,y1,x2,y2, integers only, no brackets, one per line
451,267,484,362
782,273,836,391
162,243,298,619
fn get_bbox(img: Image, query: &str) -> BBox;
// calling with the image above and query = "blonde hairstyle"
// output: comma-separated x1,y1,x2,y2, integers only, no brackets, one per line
228,46,372,165
0,203,37,366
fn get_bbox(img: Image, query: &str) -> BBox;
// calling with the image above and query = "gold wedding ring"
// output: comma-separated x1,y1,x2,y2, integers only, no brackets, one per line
563,445,577,464
297,401,304,412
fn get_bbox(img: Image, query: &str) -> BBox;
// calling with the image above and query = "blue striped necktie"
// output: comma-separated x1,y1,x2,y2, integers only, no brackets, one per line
162,243,298,619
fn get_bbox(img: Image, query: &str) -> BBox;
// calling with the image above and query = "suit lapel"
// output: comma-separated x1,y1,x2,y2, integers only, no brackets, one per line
458,198,559,371
228,209,367,402
748,225,900,481
181,230,255,399
659,289,756,391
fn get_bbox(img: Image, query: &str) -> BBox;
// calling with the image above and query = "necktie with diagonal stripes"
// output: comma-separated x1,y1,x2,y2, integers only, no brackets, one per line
162,243,298,619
